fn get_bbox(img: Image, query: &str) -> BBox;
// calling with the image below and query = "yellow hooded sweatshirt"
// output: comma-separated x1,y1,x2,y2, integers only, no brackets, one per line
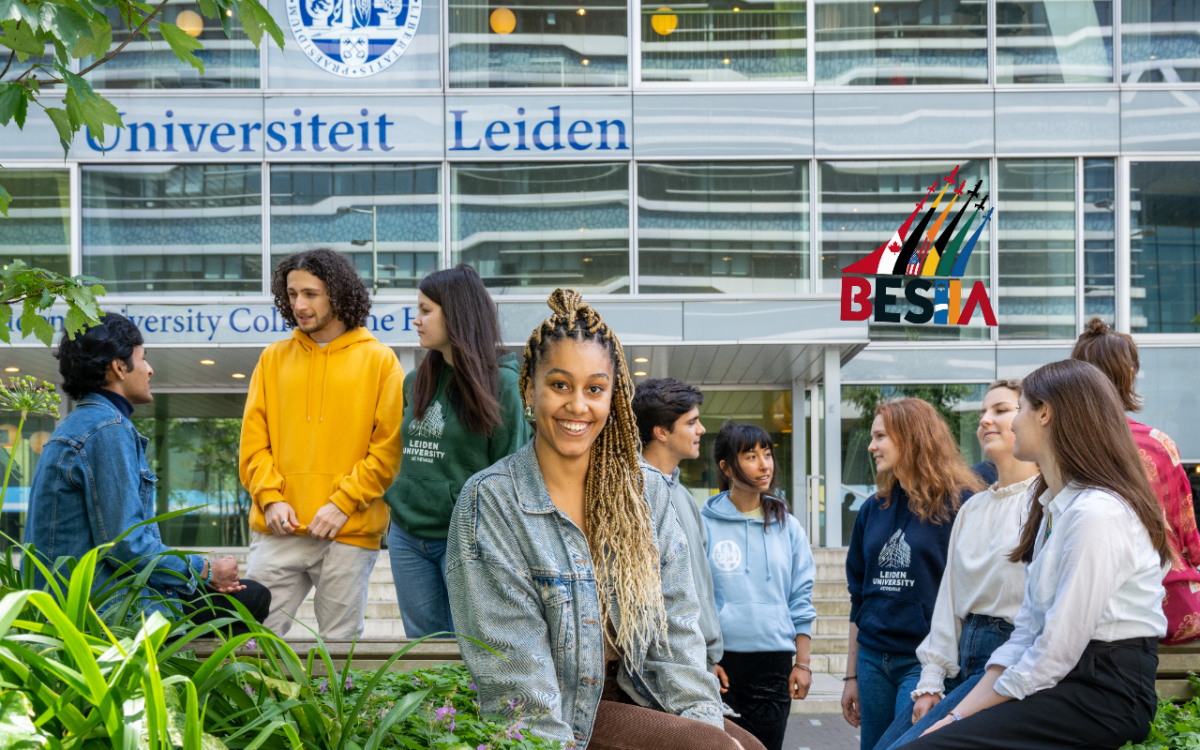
239,327,404,550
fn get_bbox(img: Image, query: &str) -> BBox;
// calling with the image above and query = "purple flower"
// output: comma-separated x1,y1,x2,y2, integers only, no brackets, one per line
317,679,329,694
344,676,353,691
243,684,254,696
478,745,488,750
469,683,476,691
449,720,456,731
435,706,456,722
243,638,258,651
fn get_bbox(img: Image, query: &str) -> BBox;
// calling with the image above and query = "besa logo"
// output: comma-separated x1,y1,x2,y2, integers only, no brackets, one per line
839,166,998,327
287,0,422,77
449,106,630,153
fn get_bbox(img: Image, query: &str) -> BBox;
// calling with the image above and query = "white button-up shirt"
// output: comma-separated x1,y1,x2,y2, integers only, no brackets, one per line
987,483,1167,700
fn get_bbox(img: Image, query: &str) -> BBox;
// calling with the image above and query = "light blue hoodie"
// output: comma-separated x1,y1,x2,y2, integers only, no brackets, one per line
701,492,817,653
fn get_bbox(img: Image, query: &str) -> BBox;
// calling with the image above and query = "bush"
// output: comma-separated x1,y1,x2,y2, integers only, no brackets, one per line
1123,675,1200,750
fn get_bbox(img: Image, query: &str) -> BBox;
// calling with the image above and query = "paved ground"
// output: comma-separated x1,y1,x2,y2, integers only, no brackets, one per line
782,713,860,750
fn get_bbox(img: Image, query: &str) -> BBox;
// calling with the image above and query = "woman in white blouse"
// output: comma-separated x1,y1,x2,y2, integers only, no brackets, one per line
896,359,1171,750
875,380,1039,750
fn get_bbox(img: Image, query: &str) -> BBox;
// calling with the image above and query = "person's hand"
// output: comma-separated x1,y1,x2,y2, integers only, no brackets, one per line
264,501,299,536
841,679,861,728
922,716,954,737
207,556,247,593
790,666,812,700
913,693,941,723
714,664,729,694
309,502,349,540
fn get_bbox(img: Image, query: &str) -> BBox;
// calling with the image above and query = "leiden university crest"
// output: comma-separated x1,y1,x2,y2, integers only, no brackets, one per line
287,0,423,78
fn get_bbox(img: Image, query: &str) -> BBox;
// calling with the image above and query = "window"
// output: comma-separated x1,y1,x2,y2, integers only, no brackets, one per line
818,159,991,341
637,162,809,294
85,5,259,88
814,0,987,85
270,164,441,293
840,383,985,545
133,394,251,547
1131,161,1200,333
0,407,60,551
1083,158,1116,324
995,0,1113,83
0,170,70,277
640,0,808,82
450,162,630,294
448,0,628,87
997,159,1076,339
82,164,263,295
1122,0,1200,82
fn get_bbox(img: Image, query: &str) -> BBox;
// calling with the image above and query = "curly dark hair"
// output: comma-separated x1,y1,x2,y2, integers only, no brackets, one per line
272,249,371,329
56,312,144,400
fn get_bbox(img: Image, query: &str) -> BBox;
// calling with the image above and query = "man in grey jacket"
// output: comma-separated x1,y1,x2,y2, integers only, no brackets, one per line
632,378,723,672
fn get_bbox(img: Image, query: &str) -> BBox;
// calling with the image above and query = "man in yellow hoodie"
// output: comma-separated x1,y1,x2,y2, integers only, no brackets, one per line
240,249,404,639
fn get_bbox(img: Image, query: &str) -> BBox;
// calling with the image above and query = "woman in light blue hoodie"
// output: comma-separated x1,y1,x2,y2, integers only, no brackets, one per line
702,421,817,750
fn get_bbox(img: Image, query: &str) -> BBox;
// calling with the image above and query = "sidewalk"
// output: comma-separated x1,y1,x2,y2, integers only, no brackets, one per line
782,714,860,750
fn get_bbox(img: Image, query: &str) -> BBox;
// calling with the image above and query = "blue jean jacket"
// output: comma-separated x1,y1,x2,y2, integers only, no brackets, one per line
446,441,725,749
22,393,205,608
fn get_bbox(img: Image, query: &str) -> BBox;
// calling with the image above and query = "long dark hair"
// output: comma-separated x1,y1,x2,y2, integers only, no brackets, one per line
410,265,503,437
714,421,788,531
875,398,984,525
1008,359,1171,565
1071,316,1142,412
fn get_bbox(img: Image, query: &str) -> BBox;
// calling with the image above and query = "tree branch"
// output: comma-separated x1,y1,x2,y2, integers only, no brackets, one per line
0,50,14,81
79,0,173,76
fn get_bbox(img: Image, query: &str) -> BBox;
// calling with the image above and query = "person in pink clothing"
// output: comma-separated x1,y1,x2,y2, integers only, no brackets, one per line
1073,316,1200,645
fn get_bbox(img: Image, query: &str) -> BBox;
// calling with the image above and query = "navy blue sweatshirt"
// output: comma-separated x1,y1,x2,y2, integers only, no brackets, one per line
846,484,973,655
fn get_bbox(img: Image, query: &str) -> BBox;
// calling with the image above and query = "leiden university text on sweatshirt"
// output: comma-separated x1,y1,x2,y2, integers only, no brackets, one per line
846,484,972,655
240,328,405,550
701,492,817,653
384,353,529,541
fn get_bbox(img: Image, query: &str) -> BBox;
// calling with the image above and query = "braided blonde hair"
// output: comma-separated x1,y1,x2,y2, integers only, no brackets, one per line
520,289,668,657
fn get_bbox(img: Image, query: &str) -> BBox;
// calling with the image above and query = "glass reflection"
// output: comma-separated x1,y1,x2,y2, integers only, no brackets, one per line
818,160,990,341
1083,158,1115,325
995,0,1112,82
997,159,1076,340
637,162,809,294
82,164,263,295
270,164,440,293
0,170,70,277
451,163,629,294
1131,161,1200,333
449,0,628,87
814,0,987,85
1122,0,1200,82
640,1,807,82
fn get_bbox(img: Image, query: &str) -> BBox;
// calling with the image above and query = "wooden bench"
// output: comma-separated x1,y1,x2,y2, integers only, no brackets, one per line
1156,644,1200,701
191,638,464,676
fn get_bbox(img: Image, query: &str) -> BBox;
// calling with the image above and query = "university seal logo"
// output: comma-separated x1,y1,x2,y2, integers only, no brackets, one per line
409,402,445,439
287,0,422,78
712,540,742,573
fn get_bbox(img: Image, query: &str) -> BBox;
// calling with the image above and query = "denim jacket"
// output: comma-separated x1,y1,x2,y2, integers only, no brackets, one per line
446,441,725,748
23,393,205,608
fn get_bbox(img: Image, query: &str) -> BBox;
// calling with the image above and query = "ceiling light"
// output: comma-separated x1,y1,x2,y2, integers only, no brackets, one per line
634,357,648,363
3,368,17,373
225,8,232,15
633,371,647,376
577,7,586,14
733,6,740,10
582,59,590,65
583,257,593,262
232,373,246,379
722,256,732,261
489,7,516,33
873,4,879,11
200,360,215,365
723,58,730,64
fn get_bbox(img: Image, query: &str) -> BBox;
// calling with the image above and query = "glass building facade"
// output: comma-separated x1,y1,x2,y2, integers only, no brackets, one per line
2,0,1199,549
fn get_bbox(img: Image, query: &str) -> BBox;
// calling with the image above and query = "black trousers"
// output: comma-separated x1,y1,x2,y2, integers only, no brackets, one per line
897,638,1158,750
179,580,271,636
719,651,793,750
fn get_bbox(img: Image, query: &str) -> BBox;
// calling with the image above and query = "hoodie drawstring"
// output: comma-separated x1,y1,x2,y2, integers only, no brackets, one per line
318,353,329,422
306,347,314,421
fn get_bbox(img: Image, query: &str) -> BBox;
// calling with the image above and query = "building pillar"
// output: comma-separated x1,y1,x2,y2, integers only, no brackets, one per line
791,377,808,539
824,347,843,548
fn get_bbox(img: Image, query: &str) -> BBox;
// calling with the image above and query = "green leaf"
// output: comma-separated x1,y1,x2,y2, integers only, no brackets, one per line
0,0,37,28
0,690,47,748
157,22,203,73
43,106,72,156
234,0,282,49
0,183,9,220
61,80,122,147
0,20,47,58
37,3,92,52
0,82,29,129
71,17,112,58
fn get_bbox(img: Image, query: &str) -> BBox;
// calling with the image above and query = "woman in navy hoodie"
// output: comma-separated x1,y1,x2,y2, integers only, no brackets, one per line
702,421,817,750
841,399,983,750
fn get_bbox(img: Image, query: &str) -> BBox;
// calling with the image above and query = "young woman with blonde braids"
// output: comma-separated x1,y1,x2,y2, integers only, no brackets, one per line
446,289,763,750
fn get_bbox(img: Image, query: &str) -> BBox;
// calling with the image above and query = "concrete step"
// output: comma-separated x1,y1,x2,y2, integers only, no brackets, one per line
816,564,847,582
815,618,850,636
814,598,852,617
814,581,850,599
810,654,848,675
811,635,848,655
297,601,400,620
290,618,408,639
812,547,848,566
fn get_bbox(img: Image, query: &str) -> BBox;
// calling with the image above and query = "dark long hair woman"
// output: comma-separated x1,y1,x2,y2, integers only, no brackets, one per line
445,289,765,750
899,359,1170,750
382,264,530,639
704,421,817,750
841,398,983,750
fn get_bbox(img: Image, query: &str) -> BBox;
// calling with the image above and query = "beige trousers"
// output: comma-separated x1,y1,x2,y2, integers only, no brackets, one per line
246,531,379,639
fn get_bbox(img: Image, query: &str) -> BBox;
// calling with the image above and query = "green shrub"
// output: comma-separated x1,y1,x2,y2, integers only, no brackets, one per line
1123,675,1200,750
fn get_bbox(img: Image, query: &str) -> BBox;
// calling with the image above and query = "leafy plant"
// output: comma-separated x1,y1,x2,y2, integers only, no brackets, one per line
1121,674,1200,749
0,259,105,345
0,0,285,216
0,375,59,512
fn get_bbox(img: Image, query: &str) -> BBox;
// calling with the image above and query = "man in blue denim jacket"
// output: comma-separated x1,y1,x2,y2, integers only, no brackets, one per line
23,313,269,629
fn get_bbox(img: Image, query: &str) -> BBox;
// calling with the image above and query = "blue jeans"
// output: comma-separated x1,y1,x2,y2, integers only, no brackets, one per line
388,523,454,639
877,614,1015,750
857,644,923,750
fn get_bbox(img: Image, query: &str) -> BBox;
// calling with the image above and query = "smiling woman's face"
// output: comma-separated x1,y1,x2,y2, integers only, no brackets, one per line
526,338,614,461
977,386,1021,463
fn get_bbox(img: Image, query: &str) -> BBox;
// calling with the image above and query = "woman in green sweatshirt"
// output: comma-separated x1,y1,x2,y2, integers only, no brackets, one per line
385,265,530,638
